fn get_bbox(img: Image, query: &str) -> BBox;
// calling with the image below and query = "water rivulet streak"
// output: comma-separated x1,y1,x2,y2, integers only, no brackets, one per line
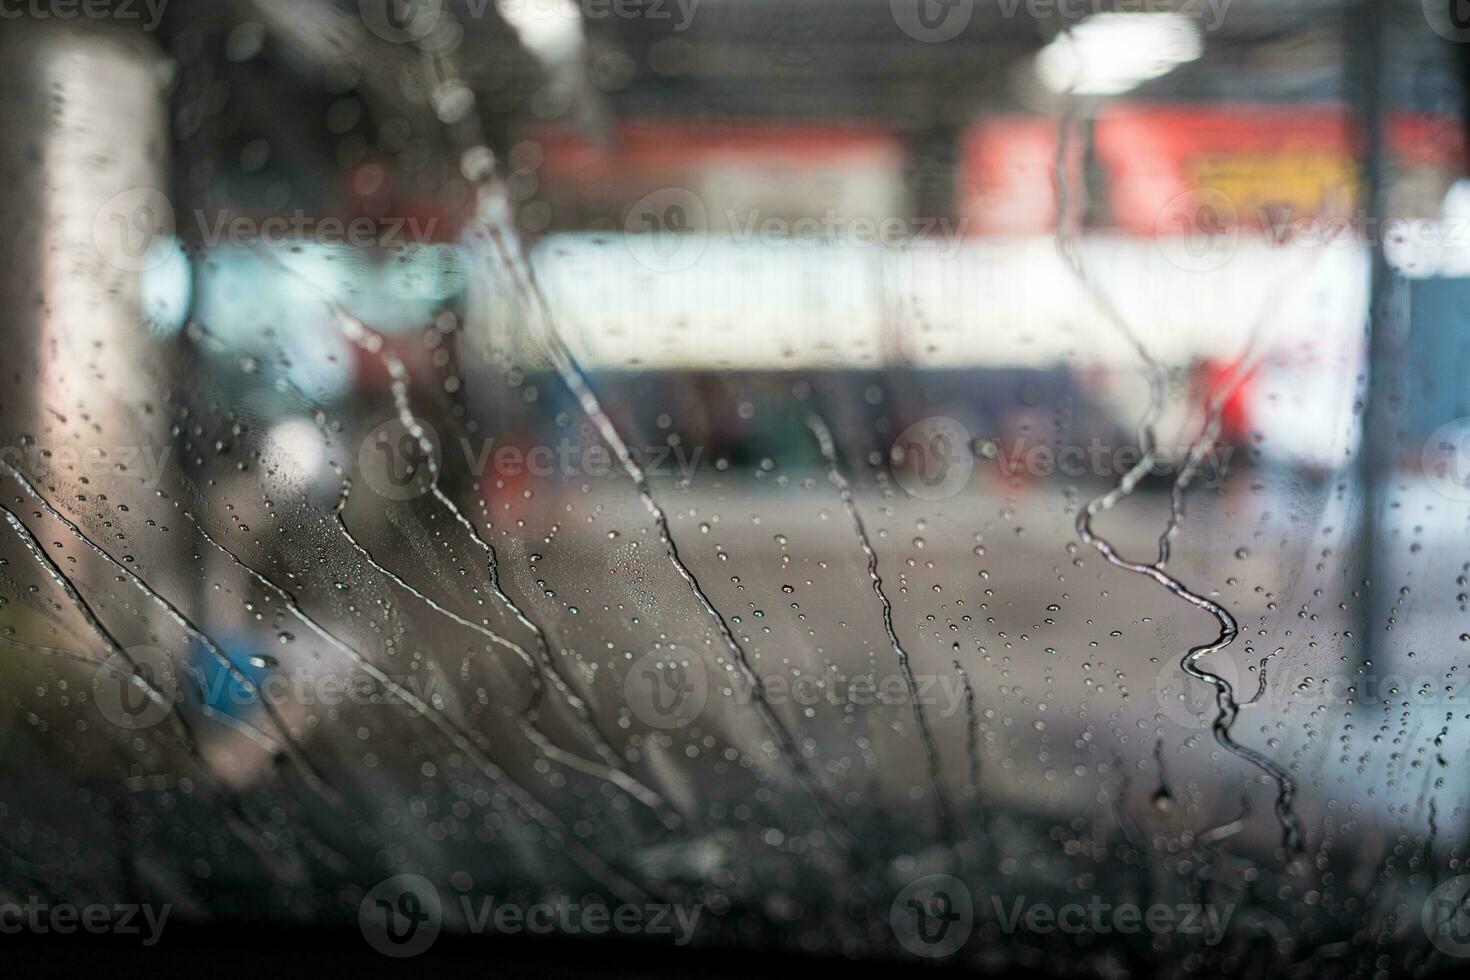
184,514,654,904
333,307,679,830
410,32,851,850
188,324,620,800
249,250,678,830
0,460,338,804
953,661,984,818
1051,96,1301,855
0,502,304,883
461,179,855,854
1074,507,1301,852
807,412,954,842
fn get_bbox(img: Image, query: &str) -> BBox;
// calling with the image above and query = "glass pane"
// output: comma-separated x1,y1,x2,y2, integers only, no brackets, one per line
1,2,1467,976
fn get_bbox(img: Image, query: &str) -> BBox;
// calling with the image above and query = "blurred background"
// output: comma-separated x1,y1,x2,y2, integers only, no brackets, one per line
4,0,1470,975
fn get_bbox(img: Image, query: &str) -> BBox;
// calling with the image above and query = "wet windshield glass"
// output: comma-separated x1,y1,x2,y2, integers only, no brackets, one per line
2,1,1470,976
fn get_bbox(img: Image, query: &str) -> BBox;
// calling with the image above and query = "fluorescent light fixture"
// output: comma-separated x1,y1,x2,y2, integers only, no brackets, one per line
467,233,1365,372
1035,13,1203,96
496,0,586,64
